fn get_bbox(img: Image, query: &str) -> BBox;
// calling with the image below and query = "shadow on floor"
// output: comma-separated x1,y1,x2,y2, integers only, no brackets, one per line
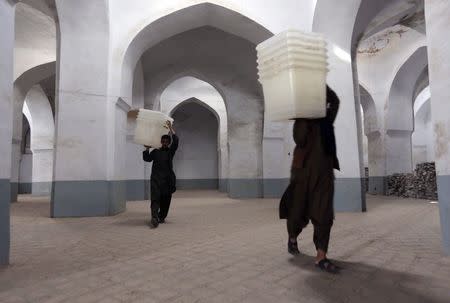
289,255,448,303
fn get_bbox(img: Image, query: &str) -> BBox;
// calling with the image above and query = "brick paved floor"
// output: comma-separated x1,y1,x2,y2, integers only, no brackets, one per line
1,191,449,303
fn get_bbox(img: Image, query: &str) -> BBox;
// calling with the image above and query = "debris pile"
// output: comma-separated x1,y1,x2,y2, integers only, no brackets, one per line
386,162,438,200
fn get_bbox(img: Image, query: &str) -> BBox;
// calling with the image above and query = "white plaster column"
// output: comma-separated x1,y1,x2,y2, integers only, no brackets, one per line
226,94,264,199
124,62,147,201
262,120,293,198
51,0,126,217
0,0,15,265
313,0,366,211
424,0,450,255
385,130,413,175
31,149,53,195
365,131,387,194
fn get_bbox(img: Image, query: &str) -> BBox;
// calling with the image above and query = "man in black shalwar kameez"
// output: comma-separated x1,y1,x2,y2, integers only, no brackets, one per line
280,85,341,273
143,121,179,228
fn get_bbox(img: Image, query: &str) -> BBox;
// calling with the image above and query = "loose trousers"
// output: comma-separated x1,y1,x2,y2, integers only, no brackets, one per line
287,168,334,252
151,194,172,220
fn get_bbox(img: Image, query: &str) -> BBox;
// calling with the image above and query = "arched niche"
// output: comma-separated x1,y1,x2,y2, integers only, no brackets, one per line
171,100,220,190
160,76,228,191
118,2,272,104
22,85,54,196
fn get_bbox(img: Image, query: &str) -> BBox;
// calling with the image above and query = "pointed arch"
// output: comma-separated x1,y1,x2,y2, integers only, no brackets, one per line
119,2,272,102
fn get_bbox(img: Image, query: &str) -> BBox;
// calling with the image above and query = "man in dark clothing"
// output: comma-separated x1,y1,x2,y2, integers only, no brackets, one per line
280,85,340,273
143,121,179,228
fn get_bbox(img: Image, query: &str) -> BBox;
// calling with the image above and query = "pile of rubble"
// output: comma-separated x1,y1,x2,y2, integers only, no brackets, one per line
386,162,438,200
415,162,438,200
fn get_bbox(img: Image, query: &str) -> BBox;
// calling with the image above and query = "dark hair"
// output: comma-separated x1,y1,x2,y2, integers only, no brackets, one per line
161,135,171,143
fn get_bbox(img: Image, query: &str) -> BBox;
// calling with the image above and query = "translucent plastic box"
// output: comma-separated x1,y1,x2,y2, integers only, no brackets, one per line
256,30,328,121
134,109,174,147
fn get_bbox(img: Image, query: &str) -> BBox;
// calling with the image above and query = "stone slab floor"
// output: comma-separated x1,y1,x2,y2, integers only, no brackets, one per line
1,191,449,303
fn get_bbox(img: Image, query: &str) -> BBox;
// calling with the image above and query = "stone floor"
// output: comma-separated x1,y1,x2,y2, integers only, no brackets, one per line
1,191,449,303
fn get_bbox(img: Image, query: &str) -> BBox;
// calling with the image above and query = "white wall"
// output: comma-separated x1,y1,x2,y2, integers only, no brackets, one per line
14,2,56,80
172,102,219,181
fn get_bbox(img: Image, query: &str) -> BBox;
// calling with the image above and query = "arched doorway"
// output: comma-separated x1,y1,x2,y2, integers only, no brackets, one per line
171,100,219,190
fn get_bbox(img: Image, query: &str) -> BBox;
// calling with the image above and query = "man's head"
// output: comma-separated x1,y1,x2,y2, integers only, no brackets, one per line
161,135,171,148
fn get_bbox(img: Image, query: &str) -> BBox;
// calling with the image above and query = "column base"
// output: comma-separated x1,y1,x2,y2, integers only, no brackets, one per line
32,182,52,196
10,182,18,203
437,175,450,255
368,176,387,195
126,180,146,201
263,178,289,198
228,179,263,199
176,179,219,190
19,183,32,194
334,178,366,212
0,179,10,265
219,179,228,192
51,180,126,217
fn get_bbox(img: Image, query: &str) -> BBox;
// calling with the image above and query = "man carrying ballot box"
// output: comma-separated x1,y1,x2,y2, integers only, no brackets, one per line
280,85,341,274
143,121,179,228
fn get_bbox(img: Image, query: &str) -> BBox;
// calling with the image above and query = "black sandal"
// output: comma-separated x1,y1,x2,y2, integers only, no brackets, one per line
315,258,340,274
288,241,300,255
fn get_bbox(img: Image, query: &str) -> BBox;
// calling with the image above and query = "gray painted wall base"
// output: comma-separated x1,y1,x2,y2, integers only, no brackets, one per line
126,180,146,201
51,180,126,217
10,182,18,203
32,182,52,196
228,179,263,199
437,175,450,255
263,178,289,198
177,179,218,190
0,179,10,265
18,183,32,194
219,179,228,193
368,176,387,195
334,178,366,212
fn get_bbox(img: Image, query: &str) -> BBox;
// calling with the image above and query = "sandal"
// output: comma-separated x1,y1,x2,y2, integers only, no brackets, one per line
315,258,340,274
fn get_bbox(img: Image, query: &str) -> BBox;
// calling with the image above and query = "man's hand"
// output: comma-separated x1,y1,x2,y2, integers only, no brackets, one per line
166,120,175,134
144,145,151,150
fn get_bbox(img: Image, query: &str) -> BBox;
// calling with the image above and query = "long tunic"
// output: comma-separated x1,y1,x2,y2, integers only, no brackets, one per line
143,135,179,201
280,86,340,223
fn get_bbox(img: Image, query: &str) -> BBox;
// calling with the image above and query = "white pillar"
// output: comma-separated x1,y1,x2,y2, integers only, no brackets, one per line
226,95,264,199
0,0,14,265
313,0,366,212
385,130,413,175
51,0,126,217
366,131,387,194
31,149,53,195
262,120,292,198
425,0,450,255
